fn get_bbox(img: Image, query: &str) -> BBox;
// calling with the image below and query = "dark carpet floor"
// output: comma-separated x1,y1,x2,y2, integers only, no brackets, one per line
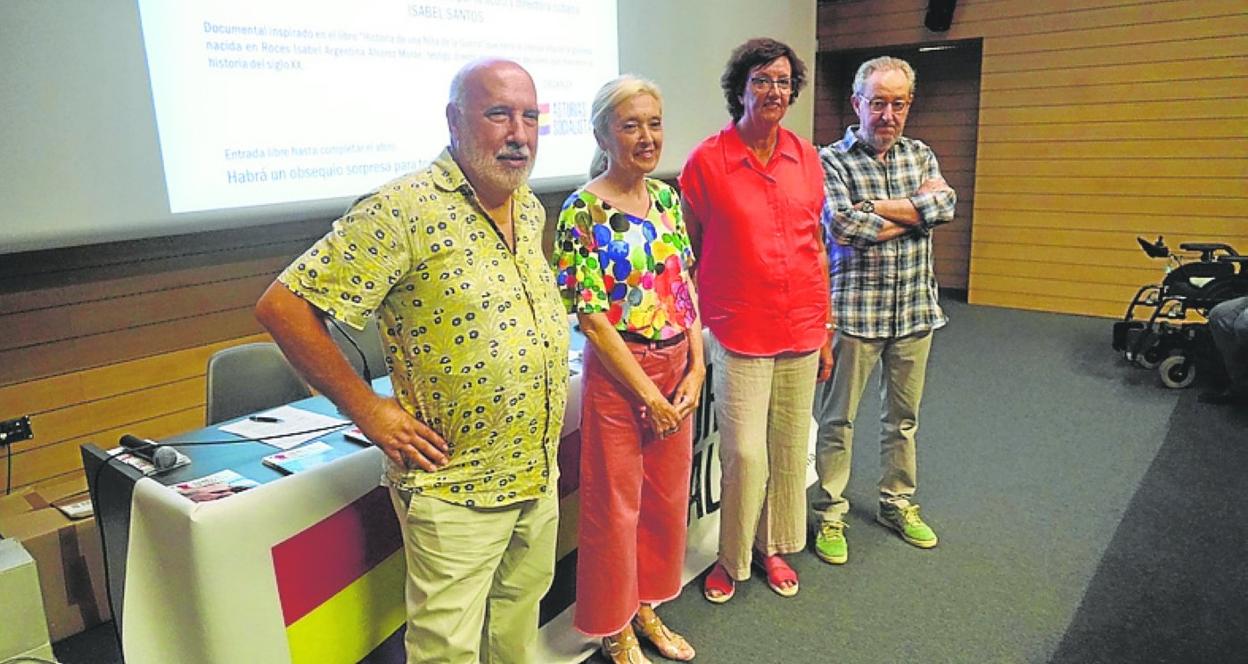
1050,388,1248,664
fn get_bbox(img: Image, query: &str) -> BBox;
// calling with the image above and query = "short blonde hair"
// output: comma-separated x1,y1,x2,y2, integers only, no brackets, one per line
588,75,663,178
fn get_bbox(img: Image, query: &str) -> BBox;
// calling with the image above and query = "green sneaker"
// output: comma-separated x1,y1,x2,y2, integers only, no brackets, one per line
814,520,848,564
877,503,938,549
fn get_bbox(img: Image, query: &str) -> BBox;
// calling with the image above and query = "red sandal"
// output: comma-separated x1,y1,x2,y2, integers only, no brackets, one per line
753,553,799,598
702,563,735,604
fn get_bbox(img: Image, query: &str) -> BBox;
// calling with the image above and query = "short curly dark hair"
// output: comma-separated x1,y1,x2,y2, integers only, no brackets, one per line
720,38,808,122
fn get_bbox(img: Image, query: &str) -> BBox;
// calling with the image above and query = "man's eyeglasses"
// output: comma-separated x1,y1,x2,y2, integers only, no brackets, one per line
858,96,911,114
749,76,793,92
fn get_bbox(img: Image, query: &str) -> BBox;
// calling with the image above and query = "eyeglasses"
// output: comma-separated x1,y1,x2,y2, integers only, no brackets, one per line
858,96,911,115
749,76,793,92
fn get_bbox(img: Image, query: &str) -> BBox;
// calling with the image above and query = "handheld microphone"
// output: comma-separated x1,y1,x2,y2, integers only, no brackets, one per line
119,434,179,471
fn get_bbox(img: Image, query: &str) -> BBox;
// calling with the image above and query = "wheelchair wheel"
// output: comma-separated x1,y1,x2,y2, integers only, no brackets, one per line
1158,354,1197,389
1134,334,1165,369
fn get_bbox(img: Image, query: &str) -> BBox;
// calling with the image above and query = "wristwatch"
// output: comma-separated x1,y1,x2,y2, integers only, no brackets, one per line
860,200,875,214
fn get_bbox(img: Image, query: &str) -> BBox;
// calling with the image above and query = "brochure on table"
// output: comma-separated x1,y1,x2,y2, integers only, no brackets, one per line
262,441,340,475
171,469,261,503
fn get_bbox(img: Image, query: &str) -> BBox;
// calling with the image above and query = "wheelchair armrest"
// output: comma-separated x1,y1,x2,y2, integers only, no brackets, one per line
1218,255,1248,264
1179,242,1237,262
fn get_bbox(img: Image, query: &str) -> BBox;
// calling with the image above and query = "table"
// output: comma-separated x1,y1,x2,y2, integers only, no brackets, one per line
85,378,463,663
82,331,763,664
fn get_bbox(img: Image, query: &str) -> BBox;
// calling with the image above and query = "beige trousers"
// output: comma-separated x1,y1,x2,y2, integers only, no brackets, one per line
711,344,818,580
388,488,558,664
812,330,933,524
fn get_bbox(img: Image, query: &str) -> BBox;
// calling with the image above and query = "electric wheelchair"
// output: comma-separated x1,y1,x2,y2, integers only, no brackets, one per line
1112,237,1248,389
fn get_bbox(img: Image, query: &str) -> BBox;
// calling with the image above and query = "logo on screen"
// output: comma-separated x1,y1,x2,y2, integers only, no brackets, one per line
538,103,552,136
539,101,590,137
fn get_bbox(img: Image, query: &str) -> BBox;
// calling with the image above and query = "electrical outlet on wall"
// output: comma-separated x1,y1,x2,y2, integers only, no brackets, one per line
0,416,33,445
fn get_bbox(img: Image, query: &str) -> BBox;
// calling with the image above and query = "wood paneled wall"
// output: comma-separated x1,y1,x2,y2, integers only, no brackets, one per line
818,0,1248,317
0,192,569,492
0,220,322,491
815,43,982,291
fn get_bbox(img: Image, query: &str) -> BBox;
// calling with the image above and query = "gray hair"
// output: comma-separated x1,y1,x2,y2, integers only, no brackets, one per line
589,75,663,178
448,63,473,110
852,56,916,97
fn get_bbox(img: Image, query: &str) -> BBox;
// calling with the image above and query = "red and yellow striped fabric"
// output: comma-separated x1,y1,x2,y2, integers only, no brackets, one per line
271,487,406,663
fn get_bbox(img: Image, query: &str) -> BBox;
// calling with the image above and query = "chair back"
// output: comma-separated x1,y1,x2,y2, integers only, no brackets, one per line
205,342,312,425
329,317,389,382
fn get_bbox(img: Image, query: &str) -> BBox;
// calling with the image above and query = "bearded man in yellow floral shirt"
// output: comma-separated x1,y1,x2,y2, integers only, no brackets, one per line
255,59,569,664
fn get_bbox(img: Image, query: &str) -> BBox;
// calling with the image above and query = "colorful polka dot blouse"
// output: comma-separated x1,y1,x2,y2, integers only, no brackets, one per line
551,178,696,340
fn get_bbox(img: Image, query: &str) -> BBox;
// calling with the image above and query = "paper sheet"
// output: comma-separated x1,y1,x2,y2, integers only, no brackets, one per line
217,405,349,449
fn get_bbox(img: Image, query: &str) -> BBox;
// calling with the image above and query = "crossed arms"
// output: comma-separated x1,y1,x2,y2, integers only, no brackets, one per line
822,151,957,248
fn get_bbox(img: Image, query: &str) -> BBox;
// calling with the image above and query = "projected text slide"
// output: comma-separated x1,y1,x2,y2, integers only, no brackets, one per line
138,0,617,213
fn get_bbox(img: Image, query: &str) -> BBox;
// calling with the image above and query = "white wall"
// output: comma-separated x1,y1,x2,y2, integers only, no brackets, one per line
619,0,817,180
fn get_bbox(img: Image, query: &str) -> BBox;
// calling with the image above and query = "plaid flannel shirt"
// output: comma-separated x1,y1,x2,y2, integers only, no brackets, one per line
820,126,956,339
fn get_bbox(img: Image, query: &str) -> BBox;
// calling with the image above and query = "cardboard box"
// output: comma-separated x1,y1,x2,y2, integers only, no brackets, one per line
0,475,111,642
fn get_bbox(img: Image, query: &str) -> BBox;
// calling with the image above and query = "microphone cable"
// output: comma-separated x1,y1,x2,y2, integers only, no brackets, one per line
328,318,374,384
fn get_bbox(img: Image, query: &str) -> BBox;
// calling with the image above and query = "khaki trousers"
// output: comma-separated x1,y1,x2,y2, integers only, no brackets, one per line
711,345,818,580
388,488,558,664
812,330,933,524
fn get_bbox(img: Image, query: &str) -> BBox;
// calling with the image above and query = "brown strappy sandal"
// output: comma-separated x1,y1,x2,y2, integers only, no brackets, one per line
601,628,653,664
632,610,696,661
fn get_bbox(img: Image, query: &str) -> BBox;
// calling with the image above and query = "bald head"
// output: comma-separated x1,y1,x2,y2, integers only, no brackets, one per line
445,59,540,206
448,59,533,112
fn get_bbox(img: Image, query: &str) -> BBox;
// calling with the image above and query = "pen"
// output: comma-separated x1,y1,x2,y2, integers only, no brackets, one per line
249,415,281,423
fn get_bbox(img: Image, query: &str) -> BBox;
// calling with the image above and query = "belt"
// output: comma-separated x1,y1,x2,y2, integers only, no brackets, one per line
619,330,687,349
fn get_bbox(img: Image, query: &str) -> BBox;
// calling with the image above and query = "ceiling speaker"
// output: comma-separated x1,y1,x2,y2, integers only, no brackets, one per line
925,0,957,32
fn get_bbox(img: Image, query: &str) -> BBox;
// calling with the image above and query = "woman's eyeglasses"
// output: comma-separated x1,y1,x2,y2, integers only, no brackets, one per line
749,76,793,92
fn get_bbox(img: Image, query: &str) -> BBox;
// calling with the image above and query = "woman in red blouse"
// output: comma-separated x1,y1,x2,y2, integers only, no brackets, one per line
678,38,833,604
552,76,704,663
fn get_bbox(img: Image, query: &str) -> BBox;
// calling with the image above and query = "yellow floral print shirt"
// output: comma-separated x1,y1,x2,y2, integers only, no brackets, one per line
279,149,569,507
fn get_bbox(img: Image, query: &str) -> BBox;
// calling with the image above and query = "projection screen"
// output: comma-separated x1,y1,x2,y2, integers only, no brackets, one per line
0,0,815,254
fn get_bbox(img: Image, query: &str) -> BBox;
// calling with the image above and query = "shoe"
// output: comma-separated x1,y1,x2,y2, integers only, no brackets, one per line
752,553,799,597
702,563,735,604
633,610,695,661
814,520,848,564
877,502,938,549
601,629,652,664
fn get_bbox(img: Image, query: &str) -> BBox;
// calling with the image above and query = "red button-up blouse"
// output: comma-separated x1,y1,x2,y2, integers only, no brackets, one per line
679,122,828,356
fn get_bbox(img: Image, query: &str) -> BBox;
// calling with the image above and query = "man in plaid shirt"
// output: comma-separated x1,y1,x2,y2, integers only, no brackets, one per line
811,56,956,565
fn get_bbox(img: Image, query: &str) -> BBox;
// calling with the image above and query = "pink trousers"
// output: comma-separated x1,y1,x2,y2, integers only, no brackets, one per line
574,336,694,636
